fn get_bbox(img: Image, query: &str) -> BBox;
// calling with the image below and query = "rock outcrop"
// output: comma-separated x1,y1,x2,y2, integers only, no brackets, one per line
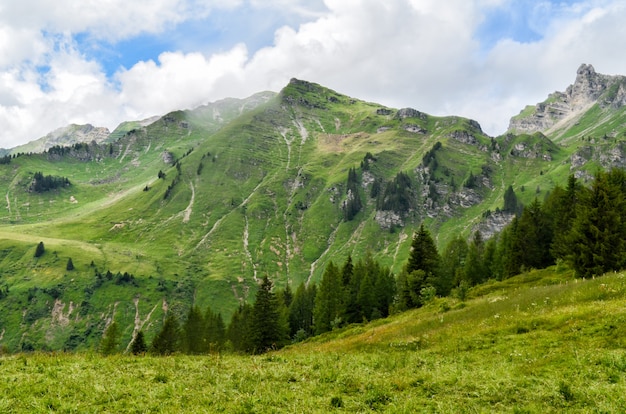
508,64,626,134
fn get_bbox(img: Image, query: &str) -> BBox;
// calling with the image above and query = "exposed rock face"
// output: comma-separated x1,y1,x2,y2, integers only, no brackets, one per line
395,108,428,120
508,64,626,134
474,211,515,240
11,124,110,155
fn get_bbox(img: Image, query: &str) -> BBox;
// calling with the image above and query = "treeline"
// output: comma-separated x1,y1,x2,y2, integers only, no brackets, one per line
435,169,626,289
29,172,70,193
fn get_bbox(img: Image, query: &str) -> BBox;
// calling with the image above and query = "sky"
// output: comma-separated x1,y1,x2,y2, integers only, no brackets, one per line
1,0,626,148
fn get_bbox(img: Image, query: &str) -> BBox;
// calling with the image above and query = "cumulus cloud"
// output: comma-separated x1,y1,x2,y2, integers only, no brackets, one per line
1,0,626,147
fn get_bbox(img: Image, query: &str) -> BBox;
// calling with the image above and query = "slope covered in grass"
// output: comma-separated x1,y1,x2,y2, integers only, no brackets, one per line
1,268,625,412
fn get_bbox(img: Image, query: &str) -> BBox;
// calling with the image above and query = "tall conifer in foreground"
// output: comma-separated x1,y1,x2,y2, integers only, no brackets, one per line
249,275,288,353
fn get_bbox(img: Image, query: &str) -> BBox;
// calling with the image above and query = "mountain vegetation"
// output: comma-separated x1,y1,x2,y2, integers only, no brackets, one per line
0,64,626,358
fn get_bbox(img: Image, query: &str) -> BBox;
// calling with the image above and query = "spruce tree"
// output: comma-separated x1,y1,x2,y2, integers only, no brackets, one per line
546,175,580,260
463,231,487,285
182,306,205,354
407,224,440,277
34,241,45,258
151,313,180,355
516,198,553,269
131,331,148,355
288,283,316,338
249,275,288,353
568,169,626,277
100,321,120,355
204,306,226,352
226,304,252,352
313,262,344,334
440,235,468,291
503,185,520,214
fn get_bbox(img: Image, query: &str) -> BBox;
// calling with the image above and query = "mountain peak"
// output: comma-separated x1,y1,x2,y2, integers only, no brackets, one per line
508,64,626,135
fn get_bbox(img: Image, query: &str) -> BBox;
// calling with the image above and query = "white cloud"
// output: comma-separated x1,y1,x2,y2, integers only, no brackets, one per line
2,0,626,147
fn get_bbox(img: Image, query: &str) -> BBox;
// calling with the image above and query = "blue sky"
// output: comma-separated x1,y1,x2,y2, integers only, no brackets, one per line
1,0,625,147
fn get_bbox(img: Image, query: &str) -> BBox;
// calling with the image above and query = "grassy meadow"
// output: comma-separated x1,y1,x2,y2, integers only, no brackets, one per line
2,268,625,413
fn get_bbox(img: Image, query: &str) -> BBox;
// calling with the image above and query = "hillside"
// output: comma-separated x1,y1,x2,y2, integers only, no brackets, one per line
2,267,625,412
0,66,626,352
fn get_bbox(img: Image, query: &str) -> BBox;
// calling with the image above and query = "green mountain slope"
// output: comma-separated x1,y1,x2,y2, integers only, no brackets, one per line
2,267,625,412
1,66,626,352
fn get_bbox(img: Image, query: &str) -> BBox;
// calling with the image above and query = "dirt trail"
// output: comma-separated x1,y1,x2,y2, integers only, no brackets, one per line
182,181,195,223
243,215,258,281
196,179,266,249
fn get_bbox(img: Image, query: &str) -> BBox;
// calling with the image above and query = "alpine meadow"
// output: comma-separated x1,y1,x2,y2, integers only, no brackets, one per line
1,64,626,412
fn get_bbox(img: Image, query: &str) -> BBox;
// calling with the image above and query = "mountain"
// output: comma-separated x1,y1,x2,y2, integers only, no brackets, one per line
4,124,111,156
0,66,625,352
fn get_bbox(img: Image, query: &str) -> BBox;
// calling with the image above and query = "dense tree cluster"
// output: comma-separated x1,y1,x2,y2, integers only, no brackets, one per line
30,172,70,193
376,171,414,213
439,170,626,284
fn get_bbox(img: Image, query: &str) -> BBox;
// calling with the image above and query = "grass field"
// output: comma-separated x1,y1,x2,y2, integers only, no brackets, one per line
2,268,625,413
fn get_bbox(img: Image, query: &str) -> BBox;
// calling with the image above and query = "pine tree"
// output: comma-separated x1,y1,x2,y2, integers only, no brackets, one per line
249,275,288,353
34,241,45,258
503,185,520,214
407,224,440,281
100,321,120,355
288,283,316,339
463,231,487,285
546,175,580,260
568,169,626,278
182,306,205,354
204,306,226,352
516,198,553,269
130,331,148,355
313,262,345,334
440,235,468,290
226,303,252,352
151,313,180,355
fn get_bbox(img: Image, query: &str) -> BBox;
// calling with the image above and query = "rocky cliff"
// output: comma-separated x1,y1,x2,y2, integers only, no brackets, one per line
508,64,626,135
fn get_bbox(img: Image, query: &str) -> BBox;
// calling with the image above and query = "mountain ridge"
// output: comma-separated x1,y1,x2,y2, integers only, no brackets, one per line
0,65,625,352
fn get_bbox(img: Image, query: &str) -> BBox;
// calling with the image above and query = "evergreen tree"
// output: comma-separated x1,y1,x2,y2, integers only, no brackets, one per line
226,303,252,352
546,175,580,260
407,224,441,282
204,306,226,352
151,313,180,355
463,231,487,285
503,185,520,214
100,321,120,355
249,275,288,353
516,198,553,269
371,259,395,319
288,283,316,339
130,330,148,355
281,283,293,308
182,306,205,354
341,255,354,286
440,235,468,291
34,241,45,258
568,169,626,278
499,216,523,278
356,262,376,321
66,258,74,271
313,262,345,334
